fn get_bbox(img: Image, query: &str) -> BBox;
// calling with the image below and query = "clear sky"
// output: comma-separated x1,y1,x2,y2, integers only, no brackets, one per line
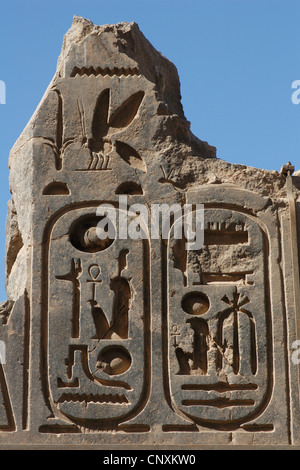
0,0,299,301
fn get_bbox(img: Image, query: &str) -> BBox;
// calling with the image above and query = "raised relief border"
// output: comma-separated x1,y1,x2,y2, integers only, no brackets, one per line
40,202,151,433
163,202,274,432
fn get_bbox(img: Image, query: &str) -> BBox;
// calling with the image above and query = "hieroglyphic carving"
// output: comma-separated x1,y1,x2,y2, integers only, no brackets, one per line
3,16,297,446
166,207,272,429
33,89,74,170
41,204,151,430
216,290,257,375
55,258,82,338
70,66,140,78
75,89,145,172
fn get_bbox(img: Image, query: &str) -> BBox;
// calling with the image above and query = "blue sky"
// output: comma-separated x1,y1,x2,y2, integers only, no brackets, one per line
0,0,299,301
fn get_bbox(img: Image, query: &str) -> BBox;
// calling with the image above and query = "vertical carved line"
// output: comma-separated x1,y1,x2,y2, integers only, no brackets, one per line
286,173,300,341
72,268,81,339
161,238,173,409
56,91,63,151
232,311,239,374
276,211,292,444
77,99,87,145
141,238,152,408
216,311,230,372
286,173,300,440
54,89,63,170
249,316,257,375
22,290,30,430
0,364,15,431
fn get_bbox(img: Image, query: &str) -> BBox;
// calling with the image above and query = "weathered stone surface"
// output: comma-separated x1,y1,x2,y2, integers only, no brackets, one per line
1,16,300,448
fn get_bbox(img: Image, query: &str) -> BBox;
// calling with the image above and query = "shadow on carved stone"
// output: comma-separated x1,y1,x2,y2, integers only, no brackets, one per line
115,181,143,195
42,182,70,195
96,346,132,376
69,214,115,253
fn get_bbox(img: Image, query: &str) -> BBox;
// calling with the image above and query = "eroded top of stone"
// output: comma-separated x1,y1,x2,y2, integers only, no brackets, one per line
10,16,299,202
56,16,184,119
1,16,300,448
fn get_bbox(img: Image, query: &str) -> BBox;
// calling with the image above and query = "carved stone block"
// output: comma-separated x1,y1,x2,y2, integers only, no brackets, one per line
1,16,300,448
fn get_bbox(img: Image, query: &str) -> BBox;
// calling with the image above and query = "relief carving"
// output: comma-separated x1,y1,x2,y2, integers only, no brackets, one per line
2,16,297,446
166,207,272,429
41,205,151,430
76,88,145,172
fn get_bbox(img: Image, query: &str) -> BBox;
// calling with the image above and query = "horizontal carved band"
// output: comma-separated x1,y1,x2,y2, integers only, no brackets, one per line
71,66,140,77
